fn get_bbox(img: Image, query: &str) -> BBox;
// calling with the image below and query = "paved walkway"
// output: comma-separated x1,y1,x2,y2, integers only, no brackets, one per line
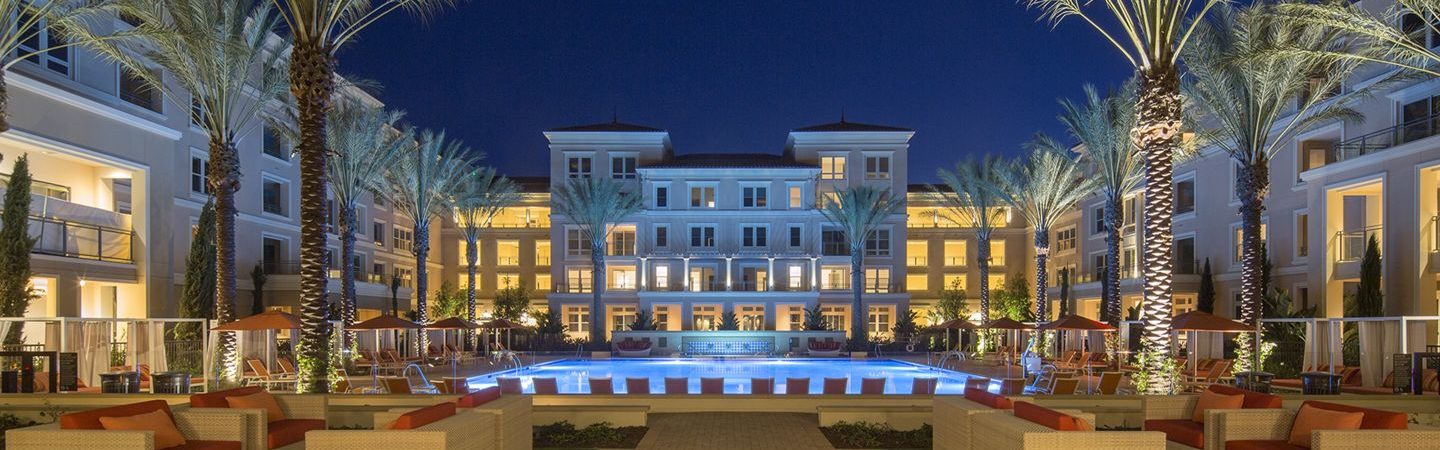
635,412,834,450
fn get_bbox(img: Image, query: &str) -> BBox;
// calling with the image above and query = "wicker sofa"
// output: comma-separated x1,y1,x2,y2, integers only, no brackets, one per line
187,386,327,450
934,388,1035,450
455,386,532,450
970,402,1166,450
1142,384,1283,449
305,402,485,450
6,400,248,450
1212,401,1440,449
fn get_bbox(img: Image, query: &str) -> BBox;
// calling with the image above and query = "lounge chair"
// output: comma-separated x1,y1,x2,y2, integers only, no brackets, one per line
382,377,412,394
1181,359,1231,391
664,377,688,394
625,377,650,394
751,378,773,394
588,377,613,394
306,402,485,450
1214,401,1440,449
190,386,327,450
1091,372,1122,395
822,377,847,394
912,377,938,394
861,378,886,395
533,377,559,394
998,378,1026,395
7,400,247,450
970,402,1165,449
496,377,523,394
785,377,810,395
243,358,297,391
700,377,724,394
1143,383,1282,450
1048,378,1079,395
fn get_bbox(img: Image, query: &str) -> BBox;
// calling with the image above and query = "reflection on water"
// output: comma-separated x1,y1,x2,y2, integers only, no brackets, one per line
469,358,978,394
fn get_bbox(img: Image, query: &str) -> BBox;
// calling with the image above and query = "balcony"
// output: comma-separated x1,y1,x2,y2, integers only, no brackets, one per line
262,260,392,285
496,256,520,266
1336,225,1383,262
1332,113,1440,164
907,256,928,267
943,256,966,267
29,215,133,263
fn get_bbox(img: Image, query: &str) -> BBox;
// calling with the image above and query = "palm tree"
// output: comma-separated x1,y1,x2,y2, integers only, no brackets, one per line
549,177,643,345
817,185,905,349
994,143,1096,323
268,100,409,348
1026,0,1225,394
269,0,456,394
452,168,519,341
1183,2,1363,370
384,129,479,355
0,0,117,131
1273,1,1440,77
77,0,286,384
933,156,1009,326
1057,84,1140,325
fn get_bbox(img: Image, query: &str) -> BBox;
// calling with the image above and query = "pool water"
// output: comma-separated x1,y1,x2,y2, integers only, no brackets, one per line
469,358,977,394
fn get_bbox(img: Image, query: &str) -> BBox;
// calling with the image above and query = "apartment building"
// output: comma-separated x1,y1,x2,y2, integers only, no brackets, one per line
3,14,429,336
1043,1,1440,323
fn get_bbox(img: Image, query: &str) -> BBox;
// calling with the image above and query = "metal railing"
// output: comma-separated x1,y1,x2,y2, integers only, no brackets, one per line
944,256,966,267
1,173,72,202
29,215,133,263
1336,225,1383,261
1333,112,1440,163
908,256,927,266
261,260,401,286
496,256,520,266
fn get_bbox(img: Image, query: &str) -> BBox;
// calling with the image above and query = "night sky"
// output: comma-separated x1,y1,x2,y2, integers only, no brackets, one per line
342,0,1134,183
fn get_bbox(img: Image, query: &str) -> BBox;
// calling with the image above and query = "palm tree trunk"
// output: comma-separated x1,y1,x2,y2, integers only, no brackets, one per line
339,203,357,351
1102,197,1123,325
209,138,240,383
850,248,866,349
0,70,10,132
414,223,430,354
1134,64,1180,394
589,244,606,344
1033,231,1050,322
465,237,478,348
977,233,991,324
1236,162,1267,325
290,40,335,394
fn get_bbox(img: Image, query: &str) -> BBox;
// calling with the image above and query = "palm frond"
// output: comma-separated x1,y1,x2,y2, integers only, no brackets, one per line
453,167,521,241
550,177,643,249
1059,83,1142,203
994,142,1097,233
1272,0,1440,77
817,185,904,254
1,0,119,71
933,155,1009,239
383,129,482,233
1024,0,1231,68
270,0,457,51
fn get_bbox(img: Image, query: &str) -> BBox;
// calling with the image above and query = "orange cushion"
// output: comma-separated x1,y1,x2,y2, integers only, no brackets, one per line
1288,403,1364,448
61,400,174,430
1193,388,1245,423
99,409,187,449
1013,401,1085,431
166,441,241,450
189,386,265,408
225,391,286,423
1225,440,1304,450
1302,401,1409,430
963,387,1012,409
1209,384,1283,409
390,402,456,430
266,418,324,449
456,386,501,408
1145,419,1204,448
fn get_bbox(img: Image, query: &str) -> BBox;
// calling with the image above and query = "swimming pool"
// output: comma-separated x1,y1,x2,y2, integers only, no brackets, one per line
469,358,977,394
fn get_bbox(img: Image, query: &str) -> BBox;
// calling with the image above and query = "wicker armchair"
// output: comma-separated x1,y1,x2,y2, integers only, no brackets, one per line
1142,385,1282,449
933,395,1034,450
305,406,488,450
189,387,328,450
1211,408,1440,449
7,404,247,450
970,410,1166,450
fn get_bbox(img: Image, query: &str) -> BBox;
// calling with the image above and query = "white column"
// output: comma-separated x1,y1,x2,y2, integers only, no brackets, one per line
639,257,647,291
811,257,819,291
767,257,775,290
683,257,691,290
725,256,733,291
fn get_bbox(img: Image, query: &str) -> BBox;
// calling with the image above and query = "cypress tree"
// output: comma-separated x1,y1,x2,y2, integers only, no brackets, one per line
175,202,216,341
250,264,266,315
1353,235,1383,317
0,155,35,345
1197,258,1215,314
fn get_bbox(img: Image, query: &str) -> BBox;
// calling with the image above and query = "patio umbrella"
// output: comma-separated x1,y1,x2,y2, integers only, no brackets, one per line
982,318,1035,378
1037,315,1116,391
351,315,423,381
1171,310,1253,375
934,318,978,352
212,310,303,380
427,317,479,379
478,318,527,354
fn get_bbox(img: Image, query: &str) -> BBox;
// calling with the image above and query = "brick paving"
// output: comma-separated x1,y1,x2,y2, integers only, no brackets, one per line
636,412,835,450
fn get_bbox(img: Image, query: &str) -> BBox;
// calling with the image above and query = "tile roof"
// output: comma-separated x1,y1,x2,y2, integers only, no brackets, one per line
546,120,665,132
641,153,818,169
792,120,912,132
506,176,551,193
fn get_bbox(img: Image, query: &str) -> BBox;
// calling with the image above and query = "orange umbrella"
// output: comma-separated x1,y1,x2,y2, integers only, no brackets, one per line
1037,315,1116,331
428,317,479,329
1172,310,1251,332
982,318,1034,330
213,310,302,331
352,315,422,330
935,319,978,330
479,318,525,329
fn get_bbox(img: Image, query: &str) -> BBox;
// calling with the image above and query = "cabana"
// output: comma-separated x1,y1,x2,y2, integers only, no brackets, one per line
0,317,207,393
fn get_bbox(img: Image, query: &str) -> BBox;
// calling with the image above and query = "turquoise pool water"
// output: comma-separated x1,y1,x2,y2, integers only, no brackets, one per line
469,358,976,394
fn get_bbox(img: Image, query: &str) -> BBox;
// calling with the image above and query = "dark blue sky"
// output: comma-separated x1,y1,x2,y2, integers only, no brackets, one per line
343,0,1134,183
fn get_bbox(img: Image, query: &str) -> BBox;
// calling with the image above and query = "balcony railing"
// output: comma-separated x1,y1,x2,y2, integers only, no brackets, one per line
29,215,133,263
262,260,395,285
944,256,966,267
1,174,72,202
1332,113,1440,163
1336,225,1383,262
496,256,520,266
1068,259,1199,285
908,256,927,266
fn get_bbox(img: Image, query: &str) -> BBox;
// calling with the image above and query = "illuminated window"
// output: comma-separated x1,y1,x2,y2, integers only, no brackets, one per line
821,156,846,180
690,186,716,208
864,268,891,293
906,273,928,292
789,186,803,208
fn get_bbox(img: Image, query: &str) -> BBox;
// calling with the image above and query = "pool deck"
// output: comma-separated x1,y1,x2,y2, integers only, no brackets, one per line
636,412,834,450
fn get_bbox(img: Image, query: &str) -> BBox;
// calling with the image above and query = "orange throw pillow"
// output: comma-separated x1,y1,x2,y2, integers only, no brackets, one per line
1288,403,1364,448
1192,389,1245,423
99,409,187,449
226,391,287,423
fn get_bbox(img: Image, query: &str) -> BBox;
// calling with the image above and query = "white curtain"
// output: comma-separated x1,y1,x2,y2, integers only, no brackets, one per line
1302,321,1341,373
126,322,168,373
79,322,110,387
